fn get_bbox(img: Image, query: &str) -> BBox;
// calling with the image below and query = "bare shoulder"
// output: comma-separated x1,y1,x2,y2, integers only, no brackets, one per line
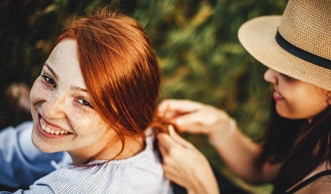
296,174,331,194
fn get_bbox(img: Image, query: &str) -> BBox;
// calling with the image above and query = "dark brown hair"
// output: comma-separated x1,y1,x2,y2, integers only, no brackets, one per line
259,99,331,193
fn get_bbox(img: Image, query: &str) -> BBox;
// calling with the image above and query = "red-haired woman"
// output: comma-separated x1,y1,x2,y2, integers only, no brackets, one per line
0,9,172,193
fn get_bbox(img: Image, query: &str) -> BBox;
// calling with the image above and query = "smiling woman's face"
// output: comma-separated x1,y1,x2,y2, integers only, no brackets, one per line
263,68,331,121
30,39,116,163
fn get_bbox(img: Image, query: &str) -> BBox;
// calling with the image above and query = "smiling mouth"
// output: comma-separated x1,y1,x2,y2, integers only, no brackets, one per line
275,92,282,98
273,91,284,101
39,116,71,135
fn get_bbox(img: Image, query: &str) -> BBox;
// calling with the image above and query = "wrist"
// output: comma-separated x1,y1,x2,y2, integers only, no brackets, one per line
208,118,236,146
186,168,220,194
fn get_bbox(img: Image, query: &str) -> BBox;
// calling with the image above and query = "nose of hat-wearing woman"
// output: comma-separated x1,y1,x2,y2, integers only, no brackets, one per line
264,68,278,85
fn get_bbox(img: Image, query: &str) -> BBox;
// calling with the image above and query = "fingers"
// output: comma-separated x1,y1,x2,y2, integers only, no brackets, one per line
172,111,206,132
168,125,192,148
157,99,204,119
157,126,192,155
157,138,168,160
157,99,210,133
157,131,179,152
172,109,220,135
157,99,227,133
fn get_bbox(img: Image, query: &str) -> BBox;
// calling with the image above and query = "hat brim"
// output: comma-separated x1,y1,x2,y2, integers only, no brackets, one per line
238,16,331,91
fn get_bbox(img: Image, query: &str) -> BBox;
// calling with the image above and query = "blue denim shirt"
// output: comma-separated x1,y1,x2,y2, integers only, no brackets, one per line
0,121,71,189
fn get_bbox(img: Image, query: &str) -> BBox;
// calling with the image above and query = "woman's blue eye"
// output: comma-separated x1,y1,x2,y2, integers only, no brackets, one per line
41,74,56,88
77,98,93,108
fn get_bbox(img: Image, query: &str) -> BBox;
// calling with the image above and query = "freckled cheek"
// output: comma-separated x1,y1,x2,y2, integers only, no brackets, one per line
70,116,94,135
30,81,49,104
70,115,109,137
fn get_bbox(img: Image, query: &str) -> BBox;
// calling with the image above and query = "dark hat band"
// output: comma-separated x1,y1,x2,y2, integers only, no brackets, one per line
275,30,331,69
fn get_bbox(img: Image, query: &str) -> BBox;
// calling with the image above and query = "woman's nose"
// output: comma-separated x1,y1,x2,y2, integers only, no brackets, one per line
42,93,67,118
264,68,278,84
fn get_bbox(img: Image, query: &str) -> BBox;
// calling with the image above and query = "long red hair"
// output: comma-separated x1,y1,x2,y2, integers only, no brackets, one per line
53,9,162,150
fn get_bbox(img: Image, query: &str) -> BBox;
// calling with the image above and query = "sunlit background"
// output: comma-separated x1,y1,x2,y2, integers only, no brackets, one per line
0,0,287,193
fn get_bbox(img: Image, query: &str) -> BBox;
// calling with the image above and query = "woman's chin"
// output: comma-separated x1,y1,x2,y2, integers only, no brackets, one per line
276,106,292,119
31,131,57,153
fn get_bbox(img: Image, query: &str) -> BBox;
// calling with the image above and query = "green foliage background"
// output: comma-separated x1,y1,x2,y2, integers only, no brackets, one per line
0,0,287,193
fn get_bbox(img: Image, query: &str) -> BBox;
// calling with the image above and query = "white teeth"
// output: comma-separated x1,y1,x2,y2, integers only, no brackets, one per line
39,117,69,135
275,92,282,97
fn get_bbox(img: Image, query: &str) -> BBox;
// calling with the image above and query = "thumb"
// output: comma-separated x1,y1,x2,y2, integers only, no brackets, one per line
168,125,192,148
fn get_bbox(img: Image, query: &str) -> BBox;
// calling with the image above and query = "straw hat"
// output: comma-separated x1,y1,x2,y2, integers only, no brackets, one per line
238,0,331,91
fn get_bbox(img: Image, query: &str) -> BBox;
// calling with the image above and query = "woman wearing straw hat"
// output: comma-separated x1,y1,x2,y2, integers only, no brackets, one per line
157,0,331,193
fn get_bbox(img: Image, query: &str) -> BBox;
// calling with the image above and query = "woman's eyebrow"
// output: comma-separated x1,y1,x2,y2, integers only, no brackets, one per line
71,86,88,93
45,63,88,93
45,64,58,79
